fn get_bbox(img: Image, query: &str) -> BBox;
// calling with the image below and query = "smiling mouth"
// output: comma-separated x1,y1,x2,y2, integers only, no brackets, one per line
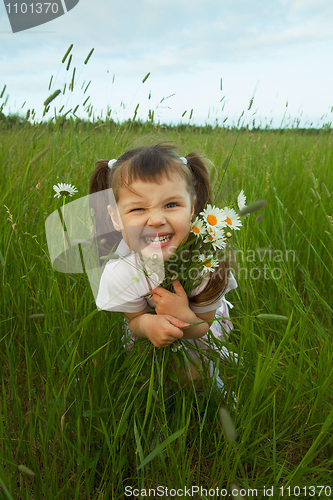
142,234,173,245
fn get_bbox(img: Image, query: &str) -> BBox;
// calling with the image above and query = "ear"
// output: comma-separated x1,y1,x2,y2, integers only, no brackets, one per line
107,205,123,231
190,196,196,218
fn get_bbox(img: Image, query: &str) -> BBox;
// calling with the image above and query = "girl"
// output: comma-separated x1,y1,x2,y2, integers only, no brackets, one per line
89,142,238,392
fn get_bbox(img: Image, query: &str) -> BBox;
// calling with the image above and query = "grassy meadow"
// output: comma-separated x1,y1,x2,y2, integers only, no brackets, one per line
1,100,333,497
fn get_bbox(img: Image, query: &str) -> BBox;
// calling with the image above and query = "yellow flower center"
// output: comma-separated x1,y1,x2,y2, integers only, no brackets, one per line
207,214,217,226
208,235,214,241
192,225,200,234
204,261,212,267
225,216,232,225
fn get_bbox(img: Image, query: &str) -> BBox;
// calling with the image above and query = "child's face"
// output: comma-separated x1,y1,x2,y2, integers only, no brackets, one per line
108,174,195,261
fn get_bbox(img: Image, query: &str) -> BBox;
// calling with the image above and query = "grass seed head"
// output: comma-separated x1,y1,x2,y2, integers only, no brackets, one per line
84,48,94,65
62,43,73,64
44,90,61,107
71,68,76,92
142,72,150,83
311,172,319,189
322,183,331,198
218,407,237,441
231,483,242,499
239,199,267,216
31,147,50,165
66,54,72,71
257,314,289,321
28,313,45,319
310,187,320,199
18,465,35,477
84,81,91,94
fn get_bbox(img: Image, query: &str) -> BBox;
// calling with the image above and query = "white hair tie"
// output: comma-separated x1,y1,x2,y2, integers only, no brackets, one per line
179,156,187,165
108,159,117,169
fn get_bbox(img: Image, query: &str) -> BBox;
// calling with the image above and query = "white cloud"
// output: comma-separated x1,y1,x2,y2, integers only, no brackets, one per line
1,0,333,125
288,0,332,17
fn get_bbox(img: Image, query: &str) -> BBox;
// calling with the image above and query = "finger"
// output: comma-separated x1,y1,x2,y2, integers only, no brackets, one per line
172,280,186,295
165,315,190,328
165,315,189,325
150,286,164,297
171,328,184,339
160,320,183,337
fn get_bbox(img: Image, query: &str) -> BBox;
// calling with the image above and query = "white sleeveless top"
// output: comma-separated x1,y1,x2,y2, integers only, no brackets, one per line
96,239,237,314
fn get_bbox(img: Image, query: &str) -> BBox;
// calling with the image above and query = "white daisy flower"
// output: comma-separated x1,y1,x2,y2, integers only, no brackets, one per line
53,182,78,198
220,207,242,230
203,226,226,248
199,254,219,272
204,233,227,251
207,226,225,239
237,190,247,210
201,205,227,230
190,217,206,237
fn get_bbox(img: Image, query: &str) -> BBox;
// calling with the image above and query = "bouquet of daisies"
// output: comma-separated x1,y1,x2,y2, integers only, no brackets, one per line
160,190,247,296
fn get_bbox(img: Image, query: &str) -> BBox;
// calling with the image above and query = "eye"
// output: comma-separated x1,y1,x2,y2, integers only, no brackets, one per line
130,208,144,212
166,202,178,208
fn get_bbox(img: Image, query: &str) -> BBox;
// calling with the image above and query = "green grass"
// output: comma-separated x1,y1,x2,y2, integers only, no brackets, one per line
1,115,333,498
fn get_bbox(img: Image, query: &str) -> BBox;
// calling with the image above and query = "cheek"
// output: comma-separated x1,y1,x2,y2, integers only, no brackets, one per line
122,225,143,244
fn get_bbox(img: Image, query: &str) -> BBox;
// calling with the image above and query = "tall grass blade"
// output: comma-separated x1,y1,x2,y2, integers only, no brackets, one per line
138,427,186,470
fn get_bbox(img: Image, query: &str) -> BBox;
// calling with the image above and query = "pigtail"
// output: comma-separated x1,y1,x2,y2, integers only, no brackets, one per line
185,152,230,307
89,160,122,266
89,159,110,195
185,152,212,215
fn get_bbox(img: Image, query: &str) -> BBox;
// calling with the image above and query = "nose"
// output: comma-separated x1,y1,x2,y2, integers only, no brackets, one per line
147,208,166,227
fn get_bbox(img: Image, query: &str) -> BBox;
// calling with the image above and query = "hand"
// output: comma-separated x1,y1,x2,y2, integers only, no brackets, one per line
151,280,190,319
142,314,189,348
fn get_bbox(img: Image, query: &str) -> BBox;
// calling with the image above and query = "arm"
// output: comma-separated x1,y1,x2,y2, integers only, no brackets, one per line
124,305,189,348
180,308,217,340
150,280,217,340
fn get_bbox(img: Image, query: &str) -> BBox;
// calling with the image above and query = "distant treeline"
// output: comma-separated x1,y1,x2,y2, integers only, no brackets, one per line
0,110,331,134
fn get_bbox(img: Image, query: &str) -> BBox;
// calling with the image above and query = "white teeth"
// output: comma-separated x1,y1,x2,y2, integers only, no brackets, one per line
143,235,172,244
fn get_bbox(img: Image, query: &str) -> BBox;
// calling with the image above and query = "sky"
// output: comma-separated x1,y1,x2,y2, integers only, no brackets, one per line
1,0,333,127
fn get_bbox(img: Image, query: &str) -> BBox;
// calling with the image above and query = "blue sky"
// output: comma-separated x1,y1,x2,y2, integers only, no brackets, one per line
1,0,333,127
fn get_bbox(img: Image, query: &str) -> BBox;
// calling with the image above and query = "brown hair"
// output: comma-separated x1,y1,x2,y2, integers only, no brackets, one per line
89,142,230,308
